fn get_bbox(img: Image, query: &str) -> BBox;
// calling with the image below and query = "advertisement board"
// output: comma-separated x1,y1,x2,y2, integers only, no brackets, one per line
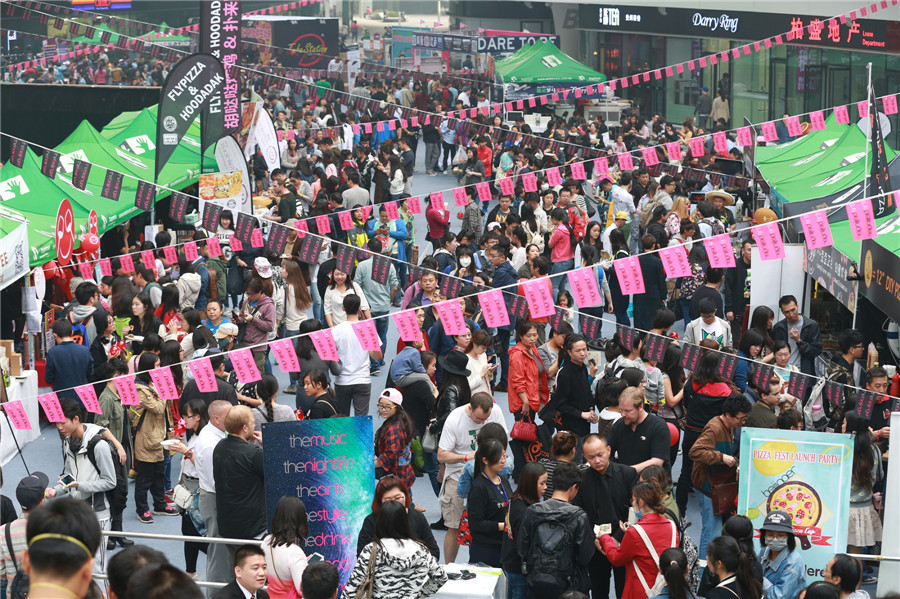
272,19,340,68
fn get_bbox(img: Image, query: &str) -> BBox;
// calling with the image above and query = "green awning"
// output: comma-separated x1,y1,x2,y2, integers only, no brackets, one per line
495,41,606,84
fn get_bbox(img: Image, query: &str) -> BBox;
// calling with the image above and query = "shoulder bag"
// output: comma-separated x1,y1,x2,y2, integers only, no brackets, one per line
354,543,379,599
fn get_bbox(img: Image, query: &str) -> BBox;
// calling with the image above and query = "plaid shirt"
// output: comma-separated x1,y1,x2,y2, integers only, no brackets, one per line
375,419,415,490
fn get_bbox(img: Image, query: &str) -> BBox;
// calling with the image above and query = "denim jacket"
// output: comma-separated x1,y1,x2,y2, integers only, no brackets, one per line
759,546,807,599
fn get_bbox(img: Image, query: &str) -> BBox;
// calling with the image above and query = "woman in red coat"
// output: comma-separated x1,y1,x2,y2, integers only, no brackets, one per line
598,480,679,599
508,320,550,479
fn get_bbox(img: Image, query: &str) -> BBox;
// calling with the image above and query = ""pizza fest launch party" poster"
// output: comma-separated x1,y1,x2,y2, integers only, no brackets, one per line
738,428,854,580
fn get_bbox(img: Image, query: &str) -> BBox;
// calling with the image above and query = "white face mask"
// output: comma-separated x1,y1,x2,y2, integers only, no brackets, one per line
459,257,472,268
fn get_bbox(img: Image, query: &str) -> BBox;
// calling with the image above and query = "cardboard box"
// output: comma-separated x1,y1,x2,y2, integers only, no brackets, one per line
8,353,21,376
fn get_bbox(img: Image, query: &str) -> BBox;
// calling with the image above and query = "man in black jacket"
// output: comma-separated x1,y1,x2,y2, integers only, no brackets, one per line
772,294,823,376
213,406,266,544
212,545,270,599
573,434,637,599
633,234,667,332
725,239,752,342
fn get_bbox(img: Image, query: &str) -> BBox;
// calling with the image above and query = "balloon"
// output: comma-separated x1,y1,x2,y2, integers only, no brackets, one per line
668,422,680,447
42,260,58,279
80,233,101,254
754,208,778,224
457,211,464,219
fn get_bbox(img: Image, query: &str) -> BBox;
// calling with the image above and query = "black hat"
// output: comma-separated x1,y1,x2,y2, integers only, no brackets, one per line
760,510,794,534
439,350,471,377
17,472,49,511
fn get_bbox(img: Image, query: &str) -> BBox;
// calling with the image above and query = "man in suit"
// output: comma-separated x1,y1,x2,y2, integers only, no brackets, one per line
212,544,270,599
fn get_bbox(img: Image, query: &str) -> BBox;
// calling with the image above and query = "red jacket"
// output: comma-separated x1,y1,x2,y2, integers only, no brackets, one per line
508,342,549,413
477,145,493,178
599,513,678,599
426,203,450,239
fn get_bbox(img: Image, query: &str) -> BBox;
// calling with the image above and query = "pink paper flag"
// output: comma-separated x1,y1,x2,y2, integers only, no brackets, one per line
411,117,419,127
846,199,877,241
364,123,372,133
516,100,524,110
760,121,778,142
883,94,898,115
570,161,586,180
184,241,199,262
75,384,102,414
315,214,331,234
453,187,468,206
834,105,850,124
99,258,112,277
38,393,65,423
752,222,785,261
704,235,736,268
163,245,178,264
310,329,339,361
800,211,834,249
785,116,803,138
231,348,262,384
352,124,360,134
574,88,582,98
659,245,691,278
119,253,135,273
676,63,684,74
384,201,400,220
567,268,603,308
594,157,610,177
399,119,408,129
430,191,445,212
230,236,243,251
617,152,634,171
408,196,422,214
189,358,218,393
148,367,178,401
504,102,513,111
2,401,30,430
665,66,674,77
478,289,510,328
294,220,309,239
522,278,555,318
434,300,467,336
857,100,868,119
476,182,491,203
114,375,142,406
499,177,515,196
736,127,753,147
141,250,155,268
206,237,222,257
250,228,264,248
277,131,284,141
271,338,301,372
713,132,728,153
665,142,682,162
522,171,538,192
393,310,422,342
698,57,707,68
546,167,562,187
351,319,381,351
338,210,354,230
528,98,536,108
689,136,706,157
641,147,659,166
613,256,645,295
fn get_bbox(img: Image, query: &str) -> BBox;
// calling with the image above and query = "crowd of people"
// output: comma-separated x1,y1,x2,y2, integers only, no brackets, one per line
0,40,895,599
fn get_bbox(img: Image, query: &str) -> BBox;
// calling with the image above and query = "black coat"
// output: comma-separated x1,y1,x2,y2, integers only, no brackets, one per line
212,580,269,599
356,508,440,559
213,436,266,539
573,462,638,542
632,252,667,331
772,317,823,376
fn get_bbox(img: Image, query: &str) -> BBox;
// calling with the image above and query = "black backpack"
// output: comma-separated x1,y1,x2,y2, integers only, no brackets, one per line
4,523,28,599
523,513,576,597
84,435,129,515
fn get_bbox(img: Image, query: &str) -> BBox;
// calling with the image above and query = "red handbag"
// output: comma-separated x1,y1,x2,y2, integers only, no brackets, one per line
510,414,538,442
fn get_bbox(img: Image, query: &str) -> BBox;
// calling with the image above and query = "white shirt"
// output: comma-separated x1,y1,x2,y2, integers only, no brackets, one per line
333,321,370,386
439,404,508,482
195,424,227,493
323,282,370,327
262,534,308,594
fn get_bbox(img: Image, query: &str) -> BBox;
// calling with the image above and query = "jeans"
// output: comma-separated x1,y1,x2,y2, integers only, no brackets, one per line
680,297,692,327
441,141,455,171
549,259,574,300
629,216,641,255
284,329,299,384
496,328,512,387
423,450,441,496
505,571,532,599
425,141,440,172
163,451,173,492
370,311,389,369
134,459,166,514
698,492,723,559
311,281,325,324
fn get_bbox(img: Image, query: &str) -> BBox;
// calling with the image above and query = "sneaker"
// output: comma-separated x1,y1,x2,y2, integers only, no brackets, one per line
284,384,298,395
153,506,179,516
165,495,175,505
369,367,382,376
862,576,878,585
430,519,448,531
137,511,154,524
427,171,437,176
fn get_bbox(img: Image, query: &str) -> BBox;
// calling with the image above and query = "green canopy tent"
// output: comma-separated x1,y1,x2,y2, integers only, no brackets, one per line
71,23,121,45
153,22,193,49
495,41,606,101
753,113,848,164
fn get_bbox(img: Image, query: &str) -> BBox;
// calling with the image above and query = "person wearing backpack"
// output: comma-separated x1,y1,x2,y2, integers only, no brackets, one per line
1,472,52,598
45,319,94,404
598,479,679,599
517,461,594,597
51,397,119,580
65,281,111,347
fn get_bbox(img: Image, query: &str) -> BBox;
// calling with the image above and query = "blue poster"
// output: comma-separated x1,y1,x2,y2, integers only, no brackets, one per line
262,417,375,587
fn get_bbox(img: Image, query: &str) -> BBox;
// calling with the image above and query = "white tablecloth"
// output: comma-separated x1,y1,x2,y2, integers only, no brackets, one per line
2,371,40,466
434,563,506,599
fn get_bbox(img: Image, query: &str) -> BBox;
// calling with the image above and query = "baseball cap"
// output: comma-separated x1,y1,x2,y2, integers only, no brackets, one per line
17,472,49,511
379,388,403,406
760,510,794,534
700,86,709,92
213,323,239,339
254,257,273,279
614,211,629,220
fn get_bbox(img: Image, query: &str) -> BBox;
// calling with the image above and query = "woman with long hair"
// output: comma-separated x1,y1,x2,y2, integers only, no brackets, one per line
356,477,439,558
128,293,162,355
262,495,311,599
758,510,807,599
548,207,577,300
706,536,764,599
583,221,605,257
374,389,417,491
679,244,709,326
501,461,548,598
747,305,776,362
659,344,686,467
155,285,182,335
508,320,550,477
158,340,185,396
464,330,494,397
599,480,680,599
520,204,544,253
294,319,342,413
252,373,296,431
282,260,312,393
455,146,485,187
735,329,765,393
168,398,209,579
323,268,371,327
386,153,407,200
552,334,596,440
343,501,447,599
657,548,695,599
695,514,763,594
606,228,632,325
177,309,203,358
844,411,883,557
467,438,513,567
281,137,300,170
132,352,174,523
666,197,692,240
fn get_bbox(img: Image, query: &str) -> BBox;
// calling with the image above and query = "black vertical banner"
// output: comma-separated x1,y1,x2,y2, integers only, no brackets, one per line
41,150,60,179
867,83,895,218
266,224,290,255
201,201,224,233
8,139,27,168
200,0,241,143
101,170,123,201
234,212,257,245
169,192,189,222
72,160,91,190
134,181,156,212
